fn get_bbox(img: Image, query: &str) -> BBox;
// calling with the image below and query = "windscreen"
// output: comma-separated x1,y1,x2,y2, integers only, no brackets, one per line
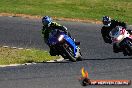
111,27,120,36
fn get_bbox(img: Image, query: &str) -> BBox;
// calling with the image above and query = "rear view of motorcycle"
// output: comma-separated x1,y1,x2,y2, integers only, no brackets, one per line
48,29,82,62
109,26,132,56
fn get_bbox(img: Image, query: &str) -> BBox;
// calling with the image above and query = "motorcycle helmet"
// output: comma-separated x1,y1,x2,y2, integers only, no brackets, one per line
102,16,111,26
42,16,52,27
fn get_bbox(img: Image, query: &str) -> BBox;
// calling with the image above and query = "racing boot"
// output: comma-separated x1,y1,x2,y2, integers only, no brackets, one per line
73,39,80,45
49,46,56,56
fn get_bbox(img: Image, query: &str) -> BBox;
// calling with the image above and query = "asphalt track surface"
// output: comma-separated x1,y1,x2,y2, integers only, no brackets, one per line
0,16,132,88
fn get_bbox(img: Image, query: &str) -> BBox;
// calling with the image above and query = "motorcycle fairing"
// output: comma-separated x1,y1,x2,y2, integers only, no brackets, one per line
63,34,77,57
119,37,132,47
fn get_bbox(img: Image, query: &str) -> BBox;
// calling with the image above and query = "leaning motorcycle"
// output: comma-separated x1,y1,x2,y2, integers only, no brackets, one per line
109,26,132,56
48,29,82,62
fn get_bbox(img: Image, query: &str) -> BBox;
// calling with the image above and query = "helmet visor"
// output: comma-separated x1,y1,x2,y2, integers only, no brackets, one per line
103,20,110,25
43,20,50,26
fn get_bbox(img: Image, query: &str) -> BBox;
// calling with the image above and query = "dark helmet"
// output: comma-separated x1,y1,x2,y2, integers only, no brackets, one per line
102,16,111,26
42,16,52,26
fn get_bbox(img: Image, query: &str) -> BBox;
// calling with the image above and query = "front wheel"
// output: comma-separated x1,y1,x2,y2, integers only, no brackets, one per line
125,41,132,56
62,43,77,62
121,39,132,56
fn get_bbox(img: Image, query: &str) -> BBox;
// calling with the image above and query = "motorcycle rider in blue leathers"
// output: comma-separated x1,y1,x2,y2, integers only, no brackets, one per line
41,16,79,56
101,16,131,54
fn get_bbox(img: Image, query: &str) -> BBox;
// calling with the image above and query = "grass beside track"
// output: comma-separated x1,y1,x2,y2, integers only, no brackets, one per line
0,0,132,24
0,47,59,65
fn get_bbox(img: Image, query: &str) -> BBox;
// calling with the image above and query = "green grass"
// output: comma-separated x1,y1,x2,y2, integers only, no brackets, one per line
0,47,59,65
0,0,132,24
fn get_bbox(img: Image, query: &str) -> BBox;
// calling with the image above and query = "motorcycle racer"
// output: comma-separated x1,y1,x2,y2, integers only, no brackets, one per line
41,16,79,55
101,16,127,43
101,16,128,53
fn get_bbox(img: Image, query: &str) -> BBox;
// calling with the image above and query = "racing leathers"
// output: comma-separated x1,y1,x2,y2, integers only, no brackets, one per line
101,19,127,44
101,20,127,53
42,22,68,44
41,22,71,55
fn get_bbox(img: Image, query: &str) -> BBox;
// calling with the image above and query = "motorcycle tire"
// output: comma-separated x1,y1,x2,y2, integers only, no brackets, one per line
121,39,132,56
77,56,83,61
125,40,132,56
62,43,77,62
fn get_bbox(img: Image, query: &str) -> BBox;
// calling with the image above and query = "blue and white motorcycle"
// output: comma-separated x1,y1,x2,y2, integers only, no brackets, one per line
48,29,82,62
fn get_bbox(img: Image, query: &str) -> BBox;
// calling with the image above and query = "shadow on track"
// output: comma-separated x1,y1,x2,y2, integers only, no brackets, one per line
37,59,72,63
83,57,132,61
36,57,132,64
40,61,70,63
